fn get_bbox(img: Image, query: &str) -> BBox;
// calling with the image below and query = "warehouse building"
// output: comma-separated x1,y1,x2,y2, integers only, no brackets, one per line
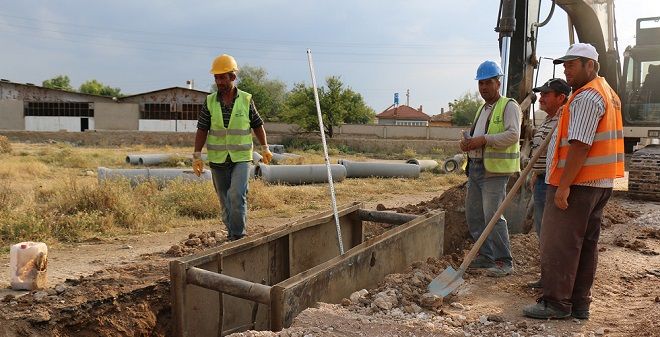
0,80,210,132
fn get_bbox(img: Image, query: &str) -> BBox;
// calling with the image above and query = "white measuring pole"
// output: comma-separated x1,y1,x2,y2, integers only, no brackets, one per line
306,49,344,255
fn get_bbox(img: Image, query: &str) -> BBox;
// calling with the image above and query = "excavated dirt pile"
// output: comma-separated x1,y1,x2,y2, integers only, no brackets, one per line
378,182,471,253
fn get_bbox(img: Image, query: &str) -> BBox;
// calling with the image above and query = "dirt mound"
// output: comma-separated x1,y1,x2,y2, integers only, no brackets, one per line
0,260,171,336
165,230,226,257
378,182,470,253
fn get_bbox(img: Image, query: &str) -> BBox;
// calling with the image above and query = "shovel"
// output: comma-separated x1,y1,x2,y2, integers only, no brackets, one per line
428,124,556,297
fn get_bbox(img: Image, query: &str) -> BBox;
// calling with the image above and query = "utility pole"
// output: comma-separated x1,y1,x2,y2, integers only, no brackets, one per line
406,89,410,106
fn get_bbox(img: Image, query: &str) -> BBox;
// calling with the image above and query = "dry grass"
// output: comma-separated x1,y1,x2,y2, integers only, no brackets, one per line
0,136,11,154
0,142,464,246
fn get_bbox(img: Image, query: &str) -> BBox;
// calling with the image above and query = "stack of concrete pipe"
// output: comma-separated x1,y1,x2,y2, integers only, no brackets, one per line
255,163,346,185
338,159,420,179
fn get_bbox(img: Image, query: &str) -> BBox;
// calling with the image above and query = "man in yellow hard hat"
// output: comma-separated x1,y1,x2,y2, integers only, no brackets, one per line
192,54,273,241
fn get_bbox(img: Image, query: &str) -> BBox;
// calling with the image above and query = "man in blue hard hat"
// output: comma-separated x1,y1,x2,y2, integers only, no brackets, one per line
460,60,522,277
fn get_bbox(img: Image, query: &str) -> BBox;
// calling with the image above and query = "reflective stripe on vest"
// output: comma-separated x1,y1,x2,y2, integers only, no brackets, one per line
206,89,253,163
473,96,521,173
548,77,625,185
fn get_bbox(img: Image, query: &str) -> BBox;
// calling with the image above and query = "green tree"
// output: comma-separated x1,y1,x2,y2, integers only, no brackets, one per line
79,79,123,97
237,65,287,122
450,91,483,126
42,75,73,91
281,76,375,137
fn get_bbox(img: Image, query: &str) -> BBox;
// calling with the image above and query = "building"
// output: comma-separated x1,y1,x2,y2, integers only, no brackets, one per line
375,104,430,126
429,108,454,127
120,87,208,132
0,80,210,132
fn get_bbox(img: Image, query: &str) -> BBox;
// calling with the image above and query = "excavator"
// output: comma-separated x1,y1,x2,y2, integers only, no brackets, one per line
495,0,660,232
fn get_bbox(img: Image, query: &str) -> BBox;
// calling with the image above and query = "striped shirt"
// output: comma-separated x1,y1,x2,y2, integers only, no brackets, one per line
196,88,263,131
530,113,559,173
545,89,613,188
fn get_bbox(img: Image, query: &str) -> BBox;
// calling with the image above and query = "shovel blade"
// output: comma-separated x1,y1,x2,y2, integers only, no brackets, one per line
427,266,464,298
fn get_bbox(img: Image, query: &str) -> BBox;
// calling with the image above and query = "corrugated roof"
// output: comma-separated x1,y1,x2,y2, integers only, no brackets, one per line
119,86,209,99
376,105,430,121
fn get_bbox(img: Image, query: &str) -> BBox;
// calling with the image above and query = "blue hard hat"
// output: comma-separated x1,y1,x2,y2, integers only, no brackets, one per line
475,60,503,80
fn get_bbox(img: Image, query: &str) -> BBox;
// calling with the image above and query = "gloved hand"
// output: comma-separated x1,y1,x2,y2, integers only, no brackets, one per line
192,152,204,177
260,145,273,164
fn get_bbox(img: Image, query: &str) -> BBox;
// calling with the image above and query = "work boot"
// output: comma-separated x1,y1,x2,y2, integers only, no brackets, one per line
572,309,590,320
522,298,570,319
526,279,543,289
486,261,513,277
468,255,496,269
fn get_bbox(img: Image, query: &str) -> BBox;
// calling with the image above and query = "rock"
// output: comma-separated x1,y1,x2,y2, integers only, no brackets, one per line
33,291,48,302
515,321,528,329
373,296,393,310
168,244,184,255
46,288,57,296
511,333,521,337
54,283,67,294
85,170,95,176
450,302,465,310
121,244,132,249
594,328,605,335
188,233,197,239
350,289,368,302
28,311,50,323
487,314,505,322
420,292,443,309
2,294,15,302
185,238,201,246
479,315,488,324
207,237,217,245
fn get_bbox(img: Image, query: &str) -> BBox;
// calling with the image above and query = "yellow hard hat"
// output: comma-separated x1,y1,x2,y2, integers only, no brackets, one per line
210,54,238,74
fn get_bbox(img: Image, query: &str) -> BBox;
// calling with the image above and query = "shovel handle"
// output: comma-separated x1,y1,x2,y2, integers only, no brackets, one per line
459,124,557,272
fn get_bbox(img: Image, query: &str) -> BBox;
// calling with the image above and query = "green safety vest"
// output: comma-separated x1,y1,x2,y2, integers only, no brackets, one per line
206,89,253,163
472,96,520,174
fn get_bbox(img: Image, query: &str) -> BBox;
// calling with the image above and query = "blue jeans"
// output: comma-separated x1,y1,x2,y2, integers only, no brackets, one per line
533,174,548,238
465,160,513,265
211,162,250,239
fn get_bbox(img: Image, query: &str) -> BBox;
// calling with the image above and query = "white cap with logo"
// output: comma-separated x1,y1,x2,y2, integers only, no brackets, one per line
553,43,599,64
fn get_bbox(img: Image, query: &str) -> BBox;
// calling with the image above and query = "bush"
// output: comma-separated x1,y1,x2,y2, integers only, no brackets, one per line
0,136,11,154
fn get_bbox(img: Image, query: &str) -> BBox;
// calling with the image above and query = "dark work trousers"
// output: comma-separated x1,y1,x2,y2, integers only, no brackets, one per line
539,185,612,313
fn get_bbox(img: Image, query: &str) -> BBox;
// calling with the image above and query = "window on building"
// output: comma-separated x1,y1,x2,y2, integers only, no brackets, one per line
24,102,94,117
141,103,173,119
180,104,202,120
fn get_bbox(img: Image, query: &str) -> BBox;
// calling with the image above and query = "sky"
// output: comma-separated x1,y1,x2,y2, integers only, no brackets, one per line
0,1,657,115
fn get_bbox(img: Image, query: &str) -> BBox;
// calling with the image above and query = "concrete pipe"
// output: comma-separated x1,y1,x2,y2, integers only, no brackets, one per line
271,152,302,164
253,151,262,164
269,144,285,154
255,163,346,185
97,167,211,186
405,159,439,172
125,153,176,166
338,160,420,179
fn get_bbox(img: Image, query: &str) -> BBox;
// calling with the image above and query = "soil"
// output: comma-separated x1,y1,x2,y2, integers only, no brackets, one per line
1,187,659,337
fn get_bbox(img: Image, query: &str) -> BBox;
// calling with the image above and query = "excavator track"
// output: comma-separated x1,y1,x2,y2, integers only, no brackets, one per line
627,144,660,201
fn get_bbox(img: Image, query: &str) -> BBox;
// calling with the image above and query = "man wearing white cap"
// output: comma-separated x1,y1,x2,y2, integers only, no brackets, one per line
523,43,624,319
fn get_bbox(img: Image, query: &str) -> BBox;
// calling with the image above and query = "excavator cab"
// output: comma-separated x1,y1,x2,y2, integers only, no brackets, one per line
621,17,660,152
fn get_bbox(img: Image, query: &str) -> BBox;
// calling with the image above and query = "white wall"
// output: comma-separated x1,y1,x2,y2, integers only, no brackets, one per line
139,120,176,131
25,117,94,132
139,120,197,132
176,120,197,132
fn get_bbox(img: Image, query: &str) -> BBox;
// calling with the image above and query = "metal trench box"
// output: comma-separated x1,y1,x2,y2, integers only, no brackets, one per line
170,202,445,336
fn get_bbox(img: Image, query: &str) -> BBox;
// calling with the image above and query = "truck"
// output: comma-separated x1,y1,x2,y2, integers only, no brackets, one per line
496,0,660,232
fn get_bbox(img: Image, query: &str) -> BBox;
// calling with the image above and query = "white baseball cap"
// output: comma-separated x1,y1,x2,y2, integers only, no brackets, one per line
553,43,599,64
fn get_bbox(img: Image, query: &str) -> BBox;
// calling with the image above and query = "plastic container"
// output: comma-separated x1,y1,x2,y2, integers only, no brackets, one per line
9,242,48,290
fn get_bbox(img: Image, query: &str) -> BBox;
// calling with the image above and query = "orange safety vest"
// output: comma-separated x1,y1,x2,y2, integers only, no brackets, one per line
548,77,624,185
